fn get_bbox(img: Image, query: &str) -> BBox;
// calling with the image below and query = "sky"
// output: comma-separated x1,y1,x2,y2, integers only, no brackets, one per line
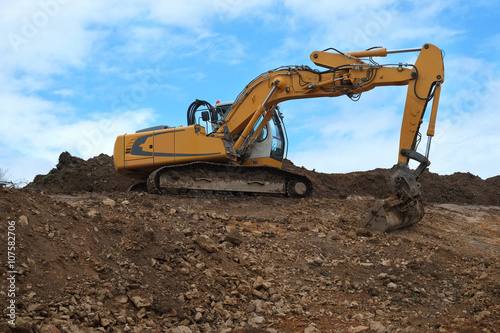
1,0,500,184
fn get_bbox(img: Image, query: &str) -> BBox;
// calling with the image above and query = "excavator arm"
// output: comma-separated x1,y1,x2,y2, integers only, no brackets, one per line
217,43,444,231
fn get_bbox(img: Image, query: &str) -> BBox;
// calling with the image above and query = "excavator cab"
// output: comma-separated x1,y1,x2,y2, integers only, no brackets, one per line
244,108,286,165
190,100,288,167
270,112,286,162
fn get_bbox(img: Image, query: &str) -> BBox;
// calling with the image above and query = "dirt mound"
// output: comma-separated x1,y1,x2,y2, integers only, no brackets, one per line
282,160,500,206
28,153,500,206
421,172,500,206
1,187,500,332
1,153,499,332
27,152,136,194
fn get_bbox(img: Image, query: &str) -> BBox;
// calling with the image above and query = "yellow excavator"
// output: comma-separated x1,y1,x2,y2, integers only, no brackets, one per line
114,43,444,232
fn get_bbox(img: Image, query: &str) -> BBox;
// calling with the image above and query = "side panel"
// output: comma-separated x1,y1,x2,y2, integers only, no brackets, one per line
116,125,229,177
114,132,154,178
123,132,154,169
173,125,228,164
113,135,125,172
153,130,175,166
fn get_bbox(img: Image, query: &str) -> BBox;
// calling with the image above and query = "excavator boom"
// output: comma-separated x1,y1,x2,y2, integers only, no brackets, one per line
220,44,443,164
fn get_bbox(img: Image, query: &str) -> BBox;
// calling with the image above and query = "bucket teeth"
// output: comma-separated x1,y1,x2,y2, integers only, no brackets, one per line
364,194,425,232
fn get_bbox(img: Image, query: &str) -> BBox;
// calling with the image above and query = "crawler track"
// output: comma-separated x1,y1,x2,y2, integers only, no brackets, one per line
146,161,313,198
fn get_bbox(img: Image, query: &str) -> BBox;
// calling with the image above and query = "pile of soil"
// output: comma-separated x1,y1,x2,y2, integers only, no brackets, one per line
1,152,499,332
283,160,500,206
28,152,500,206
28,152,137,194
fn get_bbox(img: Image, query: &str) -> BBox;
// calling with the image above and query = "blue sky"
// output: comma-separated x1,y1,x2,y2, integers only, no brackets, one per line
1,0,499,183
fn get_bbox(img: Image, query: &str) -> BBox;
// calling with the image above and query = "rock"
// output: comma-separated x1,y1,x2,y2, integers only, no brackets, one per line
237,281,252,296
473,310,491,322
380,259,391,267
223,297,238,305
194,235,218,253
252,288,269,300
349,326,369,333
168,326,193,333
248,316,265,326
369,321,386,332
39,325,61,333
8,317,34,333
387,282,397,290
223,233,243,246
356,229,372,237
0,323,11,333
253,276,265,289
353,313,364,321
194,311,203,322
165,308,178,317
304,326,321,333
127,289,153,309
115,295,129,304
269,293,281,302
102,198,116,207
27,303,44,312
18,215,29,226
183,228,194,237
178,267,190,275
100,316,114,327
247,299,266,313
313,256,324,265
136,308,146,318
87,209,99,218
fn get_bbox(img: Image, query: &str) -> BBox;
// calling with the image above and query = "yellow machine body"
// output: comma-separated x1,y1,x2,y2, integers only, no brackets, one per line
114,125,227,179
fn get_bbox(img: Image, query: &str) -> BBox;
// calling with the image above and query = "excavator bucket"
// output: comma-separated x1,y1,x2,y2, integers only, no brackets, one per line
364,193,425,232
364,163,426,232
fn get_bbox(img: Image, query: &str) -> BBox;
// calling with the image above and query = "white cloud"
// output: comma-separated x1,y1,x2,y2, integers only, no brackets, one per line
53,89,75,97
427,55,500,178
0,90,155,181
270,0,464,58
0,0,498,183
479,33,500,55
54,109,156,159
1,155,55,184
284,89,404,173
146,0,273,28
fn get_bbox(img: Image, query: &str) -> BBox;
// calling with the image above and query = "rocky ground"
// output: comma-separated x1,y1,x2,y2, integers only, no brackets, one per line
1,153,499,333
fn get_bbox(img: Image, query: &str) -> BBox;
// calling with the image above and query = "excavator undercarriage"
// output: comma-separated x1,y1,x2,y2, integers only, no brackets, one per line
145,162,312,198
